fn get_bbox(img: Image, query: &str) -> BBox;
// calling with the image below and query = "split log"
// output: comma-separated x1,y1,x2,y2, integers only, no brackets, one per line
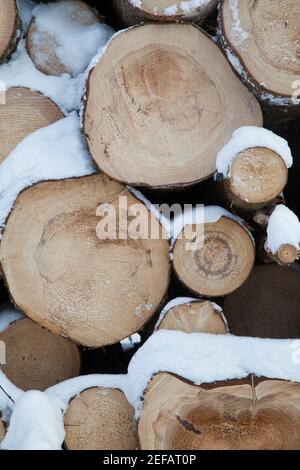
157,300,227,334
219,0,300,123
0,420,5,443
64,387,137,450
172,216,255,297
0,87,63,163
223,264,300,339
139,373,300,450
0,174,170,347
0,318,81,391
83,23,262,188
0,0,20,64
219,147,288,212
112,0,217,26
26,0,113,77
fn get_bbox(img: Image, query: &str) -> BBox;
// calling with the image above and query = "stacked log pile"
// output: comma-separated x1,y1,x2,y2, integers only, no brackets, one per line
0,0,300,451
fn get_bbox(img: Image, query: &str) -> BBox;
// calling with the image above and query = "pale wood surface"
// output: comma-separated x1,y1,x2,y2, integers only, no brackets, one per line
0,0,17,62
0,420,5,443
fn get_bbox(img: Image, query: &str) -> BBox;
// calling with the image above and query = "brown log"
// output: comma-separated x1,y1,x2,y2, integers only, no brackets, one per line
0,318,81,391
219,0,300,123
0,174,170,347
64,387,137,450
223,264,300,339
0,0,20,64
219,147,288,212
138,373,300,450
0,87,63,163
157,300,227,334
112,0,217,26
0,420,5,443
83,23,262,188
172,216,255,297
26,0,107,77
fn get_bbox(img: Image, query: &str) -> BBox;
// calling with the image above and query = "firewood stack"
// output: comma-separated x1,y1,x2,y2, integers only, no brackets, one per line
1,0,300,451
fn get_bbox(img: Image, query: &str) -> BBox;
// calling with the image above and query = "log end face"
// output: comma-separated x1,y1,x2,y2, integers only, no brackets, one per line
276,244,299,265
0,0,18,63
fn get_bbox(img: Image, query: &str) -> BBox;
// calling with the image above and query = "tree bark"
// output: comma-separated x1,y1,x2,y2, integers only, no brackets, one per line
83,23,262,188
219,0,300,124
223,264,300,338
0,174,170,347
0,318,81,391
112,0,217,26
64,387,137,450
0,0,20,64
172,216,255,297
218,147,288,212
138,373,300,450
157,300,227,334
0,87,63,163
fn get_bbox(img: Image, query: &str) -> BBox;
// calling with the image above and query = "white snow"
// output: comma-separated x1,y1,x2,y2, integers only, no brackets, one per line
228,0,248,46
0,304,23,334
1,391,65,450
164,5,178,15
265,205,300,255
17,0,36,32
216,127,293,177
0,41,84,114
30,1,114,78
0,113,95,236
180,1,211,15
129,0,142,7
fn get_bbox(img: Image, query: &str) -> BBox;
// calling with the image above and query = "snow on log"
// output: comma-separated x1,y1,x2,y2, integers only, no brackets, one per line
216,127,291,211
26,0,114,78
0,87,63,163
138,373,300,450
156,298,228,334
219,0,300,122
172,207,255,297
0,318,81,391
0,0,20,64
223,264,300,338
0,174,170,347
112,0,217,26
64,387,137,450
83,23,262,188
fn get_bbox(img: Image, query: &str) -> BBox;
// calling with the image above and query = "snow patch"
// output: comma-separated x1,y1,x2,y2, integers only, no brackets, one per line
228,0,248,46
216,127,293,177
164,5,178,15
17,0,36,32
0,304,23,333
265,205,300,255
0,113,95,237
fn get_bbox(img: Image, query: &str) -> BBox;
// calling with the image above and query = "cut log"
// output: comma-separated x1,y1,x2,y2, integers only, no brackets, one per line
83,23,262,188
112,0,217,26
0,420,5,443
219,0,300,122
157,300,227,334
139,373,300,450
0,318,81,391
172,216,255,297
223,264,300,339
220,147,288,211
64,387,137,450
0,0,19,64
0,174,170,347
26,0,113,78
0,87,63,163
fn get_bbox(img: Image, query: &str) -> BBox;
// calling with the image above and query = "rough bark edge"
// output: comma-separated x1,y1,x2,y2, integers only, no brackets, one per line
218,1,300,122
0,0,22,64
0,176,171,346
82,22,262,189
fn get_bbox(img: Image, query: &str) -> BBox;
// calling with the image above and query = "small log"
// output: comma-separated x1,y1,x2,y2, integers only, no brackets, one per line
83,23,262,188
0,0,20,64
139,373,300,450
0,87,63,162
0,318,81,391
64,387,137,450
220,147,288,212
157,300,227,334
0,174,170,347
223,264,300,339
172,216,255,297
0,420,5,443
219,0,300,123
112,0,217,26
27,0,112,77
